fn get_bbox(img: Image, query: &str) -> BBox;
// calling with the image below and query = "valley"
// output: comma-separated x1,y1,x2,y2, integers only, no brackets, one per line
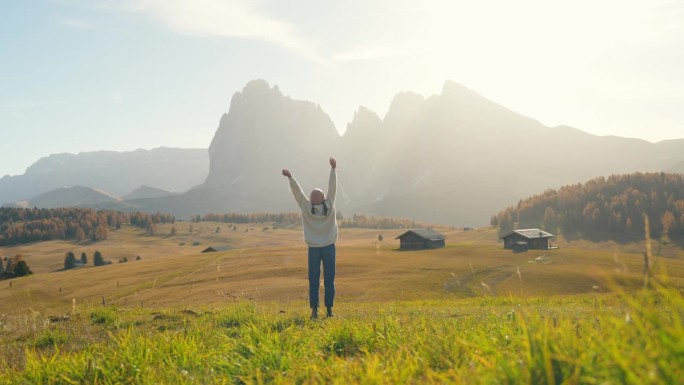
2,222,682,317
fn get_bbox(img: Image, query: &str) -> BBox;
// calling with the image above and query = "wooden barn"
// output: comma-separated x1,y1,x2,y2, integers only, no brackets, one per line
201,245,234,253
395,229,446,250
500,229,554,252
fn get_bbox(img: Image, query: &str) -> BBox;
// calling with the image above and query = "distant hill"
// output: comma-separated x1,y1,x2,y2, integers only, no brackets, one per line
122,185,174,201
492,172,684,242
0,147,208,206
28,186,124,209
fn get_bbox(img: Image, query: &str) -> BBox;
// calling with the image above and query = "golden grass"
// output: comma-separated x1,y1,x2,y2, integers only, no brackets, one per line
1,223,683,317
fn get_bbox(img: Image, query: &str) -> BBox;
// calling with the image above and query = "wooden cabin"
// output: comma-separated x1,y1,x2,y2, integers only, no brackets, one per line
501,229,554,251
201,245,234,253
396,229,446,250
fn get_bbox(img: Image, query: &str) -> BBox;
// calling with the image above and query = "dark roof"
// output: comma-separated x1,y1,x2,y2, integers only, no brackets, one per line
395,229,446,241
201,245,235,253
501,229,554,239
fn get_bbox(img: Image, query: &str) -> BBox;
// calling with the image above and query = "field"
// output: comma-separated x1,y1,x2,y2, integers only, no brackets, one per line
1,222,683,383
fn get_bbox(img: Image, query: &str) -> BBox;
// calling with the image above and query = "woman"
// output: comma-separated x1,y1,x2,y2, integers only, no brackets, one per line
282,157,337,319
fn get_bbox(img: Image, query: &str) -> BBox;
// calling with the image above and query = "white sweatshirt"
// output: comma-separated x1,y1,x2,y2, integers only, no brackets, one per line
288,168,338,247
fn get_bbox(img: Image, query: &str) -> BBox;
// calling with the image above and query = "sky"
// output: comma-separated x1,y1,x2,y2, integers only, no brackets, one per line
1,0,683,177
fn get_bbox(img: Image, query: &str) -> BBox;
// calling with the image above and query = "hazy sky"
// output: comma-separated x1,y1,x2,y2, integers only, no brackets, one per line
1,0,682,177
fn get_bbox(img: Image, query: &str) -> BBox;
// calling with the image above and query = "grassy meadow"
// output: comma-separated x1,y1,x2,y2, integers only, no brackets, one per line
1,222,683,383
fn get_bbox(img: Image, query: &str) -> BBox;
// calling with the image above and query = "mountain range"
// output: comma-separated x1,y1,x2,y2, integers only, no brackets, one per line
2,79,683,225
0,148,207,207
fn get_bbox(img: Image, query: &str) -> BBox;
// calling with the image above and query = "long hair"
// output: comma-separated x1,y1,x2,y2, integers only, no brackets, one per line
311,201,329,216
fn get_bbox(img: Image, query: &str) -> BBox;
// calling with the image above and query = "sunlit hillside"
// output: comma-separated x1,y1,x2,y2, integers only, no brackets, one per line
2,222,683,317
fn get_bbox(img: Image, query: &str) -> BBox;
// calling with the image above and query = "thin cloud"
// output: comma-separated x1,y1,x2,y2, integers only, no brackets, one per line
60,17,98,30
116,0,324,62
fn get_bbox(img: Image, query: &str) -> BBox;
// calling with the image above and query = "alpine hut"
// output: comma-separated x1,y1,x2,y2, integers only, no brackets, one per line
396,229,446,250
500,229,554,252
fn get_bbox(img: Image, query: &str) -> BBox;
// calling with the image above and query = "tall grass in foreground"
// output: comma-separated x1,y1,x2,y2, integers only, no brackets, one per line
0,284,682,384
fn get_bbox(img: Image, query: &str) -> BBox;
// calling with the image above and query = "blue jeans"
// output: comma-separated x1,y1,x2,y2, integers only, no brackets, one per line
308,243,336,309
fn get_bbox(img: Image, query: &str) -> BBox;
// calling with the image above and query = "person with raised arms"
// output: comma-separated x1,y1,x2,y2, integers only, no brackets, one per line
282,157,338,319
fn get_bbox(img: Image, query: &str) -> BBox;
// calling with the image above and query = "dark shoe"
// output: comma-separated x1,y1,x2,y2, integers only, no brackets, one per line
310,308,318,320
326,307,334,318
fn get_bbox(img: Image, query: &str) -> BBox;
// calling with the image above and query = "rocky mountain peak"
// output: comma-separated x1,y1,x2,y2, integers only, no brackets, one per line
227,79,284,114
204,80,339,210
383,91,425,128
441,79,478,98
344,106,382,139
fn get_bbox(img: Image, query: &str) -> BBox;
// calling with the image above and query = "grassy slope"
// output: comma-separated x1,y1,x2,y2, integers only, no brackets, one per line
1,223,683,315
1,290,682,384
1,223,683,383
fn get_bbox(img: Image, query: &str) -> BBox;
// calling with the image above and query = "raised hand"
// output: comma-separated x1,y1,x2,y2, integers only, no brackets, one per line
329,157,336,169
282,169,291,177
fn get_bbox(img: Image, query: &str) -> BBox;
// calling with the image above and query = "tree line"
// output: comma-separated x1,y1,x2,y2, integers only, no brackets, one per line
197,211,431,230
199,212,301,224
339,214,430,229
1,206,439,246
0,207,175,246
491,172,684,241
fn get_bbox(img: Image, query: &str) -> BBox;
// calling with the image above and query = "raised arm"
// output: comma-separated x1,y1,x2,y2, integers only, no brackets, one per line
327,158,337,205
283,169,307,208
